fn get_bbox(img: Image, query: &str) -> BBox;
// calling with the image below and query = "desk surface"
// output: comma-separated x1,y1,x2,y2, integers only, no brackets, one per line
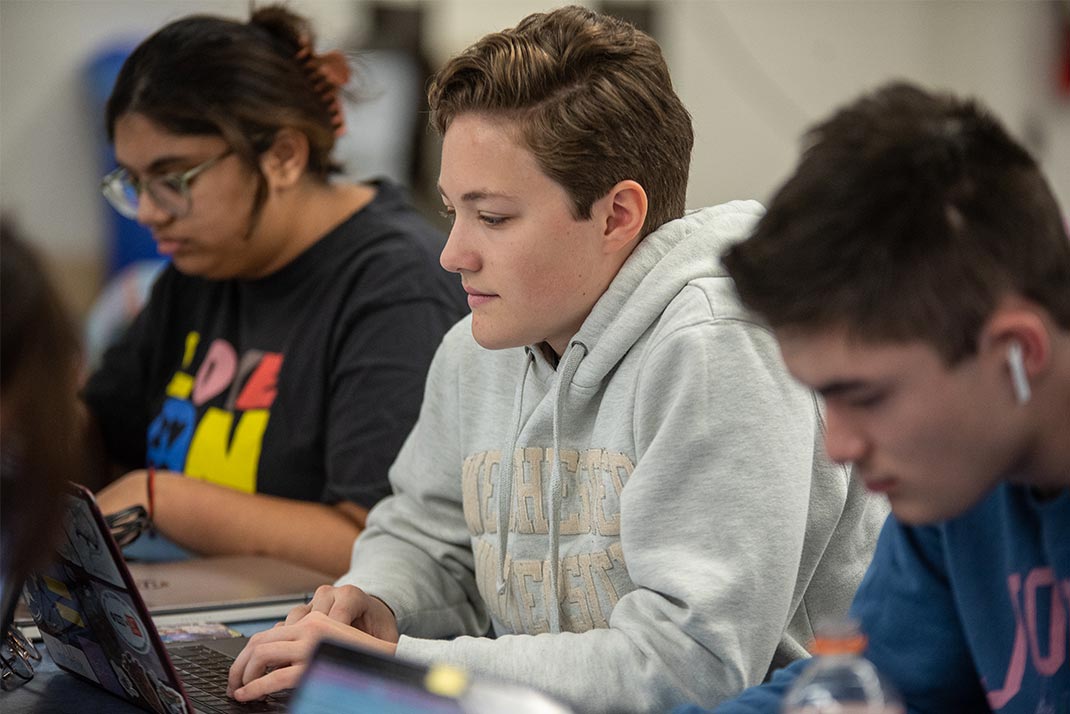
2,617,272,713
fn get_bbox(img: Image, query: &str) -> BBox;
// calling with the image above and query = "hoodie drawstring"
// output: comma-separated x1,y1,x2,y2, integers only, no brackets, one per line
546,341,587,633
495,342,588,633
496,349,535,594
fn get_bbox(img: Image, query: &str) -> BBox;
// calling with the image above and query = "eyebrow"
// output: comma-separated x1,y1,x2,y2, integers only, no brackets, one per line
813,380,875,399
436,185,518,203
119,154,200,177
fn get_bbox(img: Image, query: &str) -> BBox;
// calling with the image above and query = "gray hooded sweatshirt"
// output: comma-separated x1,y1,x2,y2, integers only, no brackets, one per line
339,201,886,713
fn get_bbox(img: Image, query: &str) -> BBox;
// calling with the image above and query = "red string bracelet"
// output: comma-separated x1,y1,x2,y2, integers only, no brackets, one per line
146,466,156,524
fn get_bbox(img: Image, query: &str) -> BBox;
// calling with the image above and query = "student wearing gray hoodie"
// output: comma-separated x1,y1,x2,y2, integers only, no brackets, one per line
228,7,886,713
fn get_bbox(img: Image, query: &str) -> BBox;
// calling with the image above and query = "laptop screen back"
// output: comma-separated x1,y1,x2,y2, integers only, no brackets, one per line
21,483,192,713
289,639,463,714
290,639,576,714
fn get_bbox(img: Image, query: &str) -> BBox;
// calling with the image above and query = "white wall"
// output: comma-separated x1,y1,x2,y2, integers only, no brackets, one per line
666,0,1070,208
2,0,1068,313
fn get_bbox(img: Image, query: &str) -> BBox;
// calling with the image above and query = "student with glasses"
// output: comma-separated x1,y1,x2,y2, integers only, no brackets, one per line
85,5,467,577
0,218,82,691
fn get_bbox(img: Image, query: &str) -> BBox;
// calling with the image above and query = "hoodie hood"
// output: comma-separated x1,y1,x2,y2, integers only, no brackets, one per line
570,200,765,384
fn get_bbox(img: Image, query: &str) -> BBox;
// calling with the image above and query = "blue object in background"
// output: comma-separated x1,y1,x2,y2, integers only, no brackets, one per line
85,43,161,277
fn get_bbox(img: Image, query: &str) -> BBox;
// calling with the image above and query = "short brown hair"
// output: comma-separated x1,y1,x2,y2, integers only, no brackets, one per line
428,5,693,237
724,81,1070,364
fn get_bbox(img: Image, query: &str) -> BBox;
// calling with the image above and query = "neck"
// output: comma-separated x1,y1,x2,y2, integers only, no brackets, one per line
252,180,375,278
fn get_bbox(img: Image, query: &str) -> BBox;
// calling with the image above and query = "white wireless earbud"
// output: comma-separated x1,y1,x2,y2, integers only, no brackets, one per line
1007,341,1031,405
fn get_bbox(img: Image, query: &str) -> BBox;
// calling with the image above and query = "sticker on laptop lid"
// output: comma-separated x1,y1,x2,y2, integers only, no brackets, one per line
101,589,152,654
157,622,242,643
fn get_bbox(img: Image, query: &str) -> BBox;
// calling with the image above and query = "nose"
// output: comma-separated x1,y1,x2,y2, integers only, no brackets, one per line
439,220,479,275
135,188,172,228
822,405,869,465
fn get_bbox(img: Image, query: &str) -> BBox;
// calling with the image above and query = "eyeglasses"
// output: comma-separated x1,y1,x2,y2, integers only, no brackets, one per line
101,150,233,220
105,504,152,547
1,625,41,691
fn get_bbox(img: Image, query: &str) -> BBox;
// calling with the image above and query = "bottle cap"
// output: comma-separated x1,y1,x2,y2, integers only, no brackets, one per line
809,618,868,656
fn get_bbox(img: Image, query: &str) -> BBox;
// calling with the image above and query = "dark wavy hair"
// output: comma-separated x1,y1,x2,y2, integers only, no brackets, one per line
0,216,82,600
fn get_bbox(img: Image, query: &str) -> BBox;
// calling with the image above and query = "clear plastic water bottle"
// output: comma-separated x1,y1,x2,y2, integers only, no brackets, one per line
782,619,904,714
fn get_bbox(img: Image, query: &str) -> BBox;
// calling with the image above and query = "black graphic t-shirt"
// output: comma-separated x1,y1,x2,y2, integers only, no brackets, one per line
84,181,467,508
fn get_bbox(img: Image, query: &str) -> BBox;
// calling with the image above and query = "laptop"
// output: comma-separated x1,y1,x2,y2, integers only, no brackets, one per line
17,553,330,637
20,482,289,714
289,638,573,714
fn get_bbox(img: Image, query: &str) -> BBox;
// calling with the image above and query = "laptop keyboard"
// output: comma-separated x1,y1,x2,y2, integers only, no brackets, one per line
169,644,287,713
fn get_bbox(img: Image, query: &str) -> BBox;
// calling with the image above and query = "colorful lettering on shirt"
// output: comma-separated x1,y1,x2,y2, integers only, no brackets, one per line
987,568,1070,709
163,331,200,399
148,331,282,493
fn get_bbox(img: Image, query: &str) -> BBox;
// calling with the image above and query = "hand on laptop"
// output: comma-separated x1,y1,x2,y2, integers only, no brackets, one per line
227,585,400,702
285,584,399,641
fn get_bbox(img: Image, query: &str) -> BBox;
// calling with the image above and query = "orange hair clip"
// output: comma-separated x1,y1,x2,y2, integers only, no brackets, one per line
296,39,352,137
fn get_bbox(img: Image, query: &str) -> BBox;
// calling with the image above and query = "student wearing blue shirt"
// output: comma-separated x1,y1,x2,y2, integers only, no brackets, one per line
680,82,1070,713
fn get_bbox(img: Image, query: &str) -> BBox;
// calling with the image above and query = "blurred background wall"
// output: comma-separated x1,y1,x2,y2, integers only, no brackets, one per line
2,0,1068,320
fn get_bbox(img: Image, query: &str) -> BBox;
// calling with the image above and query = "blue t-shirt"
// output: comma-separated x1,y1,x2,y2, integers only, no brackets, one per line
680,483,1070,714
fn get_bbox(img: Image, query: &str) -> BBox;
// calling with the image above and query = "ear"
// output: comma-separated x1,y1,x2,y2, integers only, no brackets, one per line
978,301,1051,402
259,128,310,190
594,180,648,256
